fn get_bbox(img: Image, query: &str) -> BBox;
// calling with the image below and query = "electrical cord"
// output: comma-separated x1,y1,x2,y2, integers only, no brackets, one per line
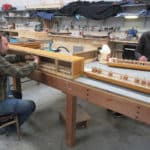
56,46,70,53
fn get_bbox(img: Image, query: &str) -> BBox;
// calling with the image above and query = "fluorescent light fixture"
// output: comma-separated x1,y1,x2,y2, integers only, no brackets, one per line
124,15,139,19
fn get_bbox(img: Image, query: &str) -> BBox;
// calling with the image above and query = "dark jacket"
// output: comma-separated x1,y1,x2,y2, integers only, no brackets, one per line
135,31,150,61
59,1,122,20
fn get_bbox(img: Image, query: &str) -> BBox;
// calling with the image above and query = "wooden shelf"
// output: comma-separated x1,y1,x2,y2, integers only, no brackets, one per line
4,16,30,18
121,3,146,8
0,29,19,33
48,33,108,41
109,39,138,44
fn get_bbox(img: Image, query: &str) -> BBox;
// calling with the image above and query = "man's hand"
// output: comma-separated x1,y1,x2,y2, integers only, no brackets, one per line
0,36,9,55
25,55,40,64
25,55,34,60
139,56,148,62
32,55,40,65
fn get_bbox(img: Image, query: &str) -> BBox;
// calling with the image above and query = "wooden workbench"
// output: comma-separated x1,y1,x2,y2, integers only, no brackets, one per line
13,62,150,147
8,37,150,147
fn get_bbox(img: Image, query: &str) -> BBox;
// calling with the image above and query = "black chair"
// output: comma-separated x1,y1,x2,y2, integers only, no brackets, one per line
122,45,136,60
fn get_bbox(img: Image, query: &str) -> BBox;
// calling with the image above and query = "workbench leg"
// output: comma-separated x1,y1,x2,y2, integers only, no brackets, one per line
66,94,77,147
12,77,22,98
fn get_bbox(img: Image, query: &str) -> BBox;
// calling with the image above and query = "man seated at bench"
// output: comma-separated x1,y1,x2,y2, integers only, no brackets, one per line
0,34,39,134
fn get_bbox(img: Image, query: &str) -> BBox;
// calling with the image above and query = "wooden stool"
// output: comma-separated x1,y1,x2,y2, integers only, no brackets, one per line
59,104,90,129
0,114,20,139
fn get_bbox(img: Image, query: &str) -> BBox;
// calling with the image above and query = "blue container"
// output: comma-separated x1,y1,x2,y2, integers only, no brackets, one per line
9,38,20,43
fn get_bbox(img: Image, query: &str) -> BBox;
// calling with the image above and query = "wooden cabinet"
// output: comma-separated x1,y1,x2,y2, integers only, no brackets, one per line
8,44,84,79
109,39,138,59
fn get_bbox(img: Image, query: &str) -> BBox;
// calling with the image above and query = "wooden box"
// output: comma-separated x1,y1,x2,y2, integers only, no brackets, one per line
8,44,84,79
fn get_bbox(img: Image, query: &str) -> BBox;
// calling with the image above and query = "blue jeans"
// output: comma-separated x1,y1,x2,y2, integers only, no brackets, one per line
0,98,36,126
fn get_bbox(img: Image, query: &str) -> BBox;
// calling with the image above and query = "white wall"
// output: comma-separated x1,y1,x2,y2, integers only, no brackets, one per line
0,0,121,8
63,0,121,5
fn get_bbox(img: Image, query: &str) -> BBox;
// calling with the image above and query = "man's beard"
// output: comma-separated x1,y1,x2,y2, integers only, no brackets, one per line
0,50,7,56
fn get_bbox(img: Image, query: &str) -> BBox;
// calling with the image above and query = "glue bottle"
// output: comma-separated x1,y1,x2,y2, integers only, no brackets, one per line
99,44,111,64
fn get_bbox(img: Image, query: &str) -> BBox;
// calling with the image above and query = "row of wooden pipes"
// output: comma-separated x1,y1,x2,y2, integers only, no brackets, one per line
110,58,150,66
91,67,150,87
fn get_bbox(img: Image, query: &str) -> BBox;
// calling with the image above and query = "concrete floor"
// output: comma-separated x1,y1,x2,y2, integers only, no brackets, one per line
0,79,150,150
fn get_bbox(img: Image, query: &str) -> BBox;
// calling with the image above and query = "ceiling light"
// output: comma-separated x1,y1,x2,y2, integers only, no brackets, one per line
124,15,139,19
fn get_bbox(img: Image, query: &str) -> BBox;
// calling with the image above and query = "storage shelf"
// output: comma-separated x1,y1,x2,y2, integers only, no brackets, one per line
121,3,146,7
0,21,6,23
4,16,30,18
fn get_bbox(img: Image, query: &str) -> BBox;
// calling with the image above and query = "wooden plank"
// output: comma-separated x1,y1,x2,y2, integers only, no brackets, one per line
8,44,84,62
13,42,41,49
109,39,138,44
0,29,19,33
29,71,88,99
66,94,76,147
87,87,150,124
84,70,150,94
72,60,84,77
107,58,150,71
108,62,150,71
